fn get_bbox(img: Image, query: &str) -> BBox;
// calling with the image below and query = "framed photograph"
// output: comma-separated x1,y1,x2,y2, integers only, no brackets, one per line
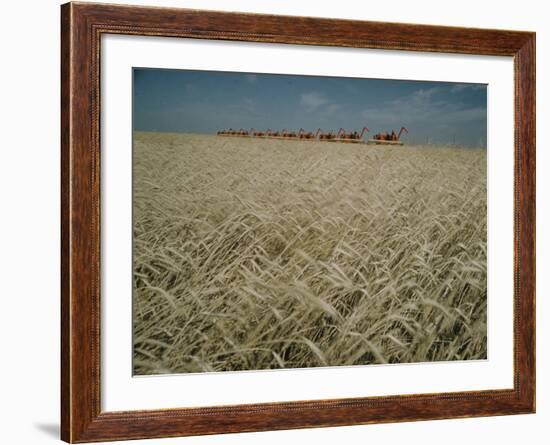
61,2,535,442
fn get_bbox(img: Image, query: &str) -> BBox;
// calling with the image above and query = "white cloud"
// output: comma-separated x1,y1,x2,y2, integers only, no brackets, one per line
450,83,486,93
412,87,441,100
300,92,330,112
358,84,486,146
324,103,343,115
450,84,469,94
361,85,486,126
243,98,256,114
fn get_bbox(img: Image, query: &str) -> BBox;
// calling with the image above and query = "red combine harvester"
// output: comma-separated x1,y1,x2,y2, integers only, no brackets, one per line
298,128,321,140
367,127,408,145
334,126,369,143
217,128,249,136
319,130,337,141
216,125,408,146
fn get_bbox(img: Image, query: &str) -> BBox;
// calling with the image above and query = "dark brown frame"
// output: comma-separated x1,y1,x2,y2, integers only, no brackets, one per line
61,2,536,442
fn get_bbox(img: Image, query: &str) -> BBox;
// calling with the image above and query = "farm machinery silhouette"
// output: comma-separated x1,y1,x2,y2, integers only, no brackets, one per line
217,126,409,145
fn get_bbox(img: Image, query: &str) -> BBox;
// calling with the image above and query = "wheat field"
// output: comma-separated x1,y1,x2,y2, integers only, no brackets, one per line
132,131,487,375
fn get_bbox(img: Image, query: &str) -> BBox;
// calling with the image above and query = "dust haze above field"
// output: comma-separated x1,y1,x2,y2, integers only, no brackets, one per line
133,68,487,148
132,133,487,375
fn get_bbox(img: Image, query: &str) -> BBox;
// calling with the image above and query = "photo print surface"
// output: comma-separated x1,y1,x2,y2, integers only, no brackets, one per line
132,68,487,375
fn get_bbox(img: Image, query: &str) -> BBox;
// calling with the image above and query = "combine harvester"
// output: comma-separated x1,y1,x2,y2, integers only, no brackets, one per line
264,129,301,140
298,128,321,140
319,130,337,141
217,128,250,137
216,125,409,146
331,127,369,143
367,127,408,146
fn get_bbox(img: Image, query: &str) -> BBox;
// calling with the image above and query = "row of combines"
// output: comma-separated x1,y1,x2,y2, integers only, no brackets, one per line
217,126,409,145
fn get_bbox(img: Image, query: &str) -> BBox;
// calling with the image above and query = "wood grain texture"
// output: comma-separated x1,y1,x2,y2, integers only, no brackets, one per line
60,2,536,442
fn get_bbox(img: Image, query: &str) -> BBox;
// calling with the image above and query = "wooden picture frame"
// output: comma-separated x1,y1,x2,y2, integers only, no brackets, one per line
61,2,535,442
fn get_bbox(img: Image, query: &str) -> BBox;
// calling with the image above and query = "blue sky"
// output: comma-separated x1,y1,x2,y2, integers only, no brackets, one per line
134,68,487,147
